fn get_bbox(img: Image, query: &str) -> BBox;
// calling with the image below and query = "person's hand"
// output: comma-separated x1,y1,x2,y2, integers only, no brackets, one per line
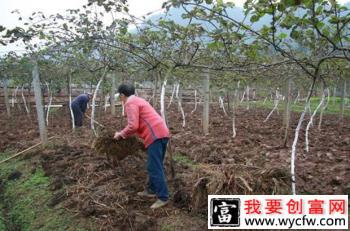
114,131,123,140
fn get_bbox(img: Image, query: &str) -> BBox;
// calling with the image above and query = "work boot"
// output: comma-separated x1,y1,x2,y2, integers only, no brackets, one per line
150,199,168,209
137,190,156,198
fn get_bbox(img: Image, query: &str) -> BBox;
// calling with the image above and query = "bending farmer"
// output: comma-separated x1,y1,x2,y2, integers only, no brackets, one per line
114,83,170,209
71,93,92,127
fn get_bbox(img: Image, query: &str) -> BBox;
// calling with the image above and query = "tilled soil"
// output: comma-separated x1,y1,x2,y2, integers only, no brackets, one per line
0,103,349,230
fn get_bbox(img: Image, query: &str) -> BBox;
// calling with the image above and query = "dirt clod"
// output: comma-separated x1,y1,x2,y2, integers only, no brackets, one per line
92,131,144,166
48,191,67,207
7,170,22,181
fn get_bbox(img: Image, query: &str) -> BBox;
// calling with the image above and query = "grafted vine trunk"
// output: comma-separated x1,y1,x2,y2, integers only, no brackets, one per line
176,84,186,128
45,82,53,126
159,68,173,125
167,84,176,109
226,89,230,113
68,73,75,130
294,90,300,104
32,61,48,145
14,86,21,110
91,68,107,135
305,89,326,152
98,91,104,119
219,96,228,116
191,89,198,114
232,81,240,138
318,86,330,130
104,95,109,112
332,85,337,105
11,86,18,108
203,69,210,135
240,88,246,103
263,97,267,105
291,110,305,195
291,77,317,195
232,102,236,138
264,89,280,123
21,86,30,115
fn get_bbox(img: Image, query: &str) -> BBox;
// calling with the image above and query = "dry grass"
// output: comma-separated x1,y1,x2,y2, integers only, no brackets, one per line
92,130,144,166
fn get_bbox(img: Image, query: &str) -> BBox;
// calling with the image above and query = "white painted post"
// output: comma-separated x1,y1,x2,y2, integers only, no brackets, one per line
291,110,305,195
167,84,176,109
318,88,330,130
305,91,326,152
91,76,104,135
45,82,53,126
21,86,30,114
176,83,186,128
191,89,198,114
68,73,75,130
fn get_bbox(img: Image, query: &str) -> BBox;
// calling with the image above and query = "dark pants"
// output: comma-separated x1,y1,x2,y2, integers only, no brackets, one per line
147,138,169,201
71,104,83,127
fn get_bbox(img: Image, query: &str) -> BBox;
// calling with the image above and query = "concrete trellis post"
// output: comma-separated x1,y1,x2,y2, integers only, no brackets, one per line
203,69,210,135
32,61,48,145
3,77,11,118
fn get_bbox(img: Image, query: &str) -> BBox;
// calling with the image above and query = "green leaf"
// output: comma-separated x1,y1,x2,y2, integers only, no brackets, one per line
316,21,325,28
322,28,330,37
261,25,270,38
316,5,323,15
0,25,6,32
280,14,295,29
282,0,300,7
278,32,287,39
207,41,217,49
39,31,45,39
277,2,286,11
329,16,338,24
290,28,301,40
250,15,260,23
205,0,213,4
213,28,223,34
207,41,224,49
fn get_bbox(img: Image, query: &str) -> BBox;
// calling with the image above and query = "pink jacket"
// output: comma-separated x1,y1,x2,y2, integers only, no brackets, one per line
120,95,170,148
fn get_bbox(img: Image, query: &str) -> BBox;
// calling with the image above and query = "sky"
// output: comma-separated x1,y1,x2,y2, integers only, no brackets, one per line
1,0,350,28
0,0,246,28
0,0,349,54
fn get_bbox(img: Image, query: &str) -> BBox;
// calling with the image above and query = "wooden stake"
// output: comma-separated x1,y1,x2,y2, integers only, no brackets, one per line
85,114,105,128
0,136,56,164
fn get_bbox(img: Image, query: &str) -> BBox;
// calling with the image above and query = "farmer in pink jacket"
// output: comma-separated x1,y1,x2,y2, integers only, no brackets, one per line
114,83,170,209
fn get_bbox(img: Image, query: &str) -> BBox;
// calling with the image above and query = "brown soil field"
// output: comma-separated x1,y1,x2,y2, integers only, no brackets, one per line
0,103,349,230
